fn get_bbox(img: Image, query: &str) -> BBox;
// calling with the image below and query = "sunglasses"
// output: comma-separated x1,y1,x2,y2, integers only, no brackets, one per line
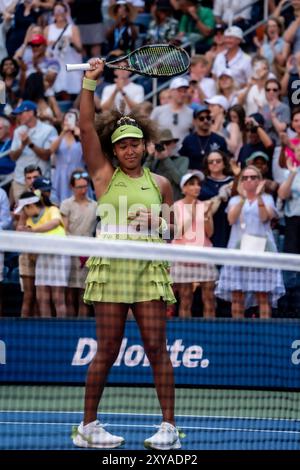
197,115,212,122
241,175,259,181
208,158,222,164
265,88,279,92
172,114,178,125
74,184,88,190
73,171,89,179
31,44,43,48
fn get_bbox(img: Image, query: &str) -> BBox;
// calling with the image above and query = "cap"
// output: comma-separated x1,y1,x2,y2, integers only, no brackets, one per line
14,195,40,214
12,100,37,115
205,95,229,111
159,129,179,142
111,124,144,144
215,23,226,32
180,171,205,189
249,112,265,127
29,34,47,46
170,77,189,89
32,177,52,191
224,26,244,41
193,104,209,118
217,68,234,79
246,151,269,164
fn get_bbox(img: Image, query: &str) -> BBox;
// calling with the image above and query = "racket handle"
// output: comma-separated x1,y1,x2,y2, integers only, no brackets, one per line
66,63,92,71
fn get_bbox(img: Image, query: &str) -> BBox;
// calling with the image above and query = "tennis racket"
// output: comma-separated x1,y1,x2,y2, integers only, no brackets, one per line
66,44,190,78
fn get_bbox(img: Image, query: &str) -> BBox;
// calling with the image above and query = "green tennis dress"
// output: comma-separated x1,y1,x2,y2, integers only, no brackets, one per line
84,167,176,304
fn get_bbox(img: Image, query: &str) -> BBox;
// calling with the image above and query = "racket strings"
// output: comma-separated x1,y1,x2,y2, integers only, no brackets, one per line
131,46,189,77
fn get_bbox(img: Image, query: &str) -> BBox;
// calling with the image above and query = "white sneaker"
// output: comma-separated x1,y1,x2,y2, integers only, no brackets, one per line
72,420,125,449
144,422,181,450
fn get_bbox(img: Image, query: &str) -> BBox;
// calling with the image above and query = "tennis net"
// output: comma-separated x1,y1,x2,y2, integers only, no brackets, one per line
0,231,299,451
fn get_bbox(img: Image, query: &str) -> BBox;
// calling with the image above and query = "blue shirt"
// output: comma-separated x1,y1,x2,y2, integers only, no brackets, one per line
179,132,228,170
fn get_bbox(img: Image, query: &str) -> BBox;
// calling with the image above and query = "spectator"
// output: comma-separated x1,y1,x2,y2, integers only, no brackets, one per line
261,78,290,146
213,0,254,31
215,165,285,318
13,24,44,64
237,57,270,116
146,0,179,45
22,71,63,125
150,76,193,146
44,1,83,100
50,109,84,204
216,68,238,108
176,0,215,54
16,164,42,318
205,22,227,65
144,129,189,201
205,94,229,137
71,0,105,58
179,104,228,170
60,169,97,317
171,171,217,318
10,100,58,203
212,26,252,88
226,104,245,158
32,175,59,206
200,150,234,248
18,33,60,96
14,190,71,318
5,0,41,56
0,56,20,108
105,0,138,53
101,64,145,114
253,17,287,76
237,113,274,174
188,54,217,103
245,151,279,197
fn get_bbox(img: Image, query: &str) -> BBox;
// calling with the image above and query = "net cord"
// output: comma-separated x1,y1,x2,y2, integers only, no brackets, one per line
0,231,300,272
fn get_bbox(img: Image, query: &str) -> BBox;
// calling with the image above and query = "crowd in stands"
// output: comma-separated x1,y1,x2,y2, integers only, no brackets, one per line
1,0,300,319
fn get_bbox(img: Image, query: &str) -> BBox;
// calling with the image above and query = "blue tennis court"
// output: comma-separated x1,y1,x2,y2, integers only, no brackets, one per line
1,410,299,450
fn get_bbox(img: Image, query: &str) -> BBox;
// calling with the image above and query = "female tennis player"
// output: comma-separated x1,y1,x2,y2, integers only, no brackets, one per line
71,58,180,450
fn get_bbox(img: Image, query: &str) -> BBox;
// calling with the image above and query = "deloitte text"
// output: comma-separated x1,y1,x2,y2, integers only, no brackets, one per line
72,337,210,368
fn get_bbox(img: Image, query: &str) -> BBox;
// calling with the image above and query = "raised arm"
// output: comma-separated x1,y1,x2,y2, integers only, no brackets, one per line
79,58,114,197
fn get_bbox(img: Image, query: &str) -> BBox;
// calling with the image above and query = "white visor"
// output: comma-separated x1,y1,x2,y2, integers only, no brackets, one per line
14,196,40,214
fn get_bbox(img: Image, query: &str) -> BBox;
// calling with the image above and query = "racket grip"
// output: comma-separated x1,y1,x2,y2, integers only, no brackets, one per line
66,63,92,71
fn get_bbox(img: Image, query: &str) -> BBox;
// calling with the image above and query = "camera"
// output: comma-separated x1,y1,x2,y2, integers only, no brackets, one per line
155,143,165,152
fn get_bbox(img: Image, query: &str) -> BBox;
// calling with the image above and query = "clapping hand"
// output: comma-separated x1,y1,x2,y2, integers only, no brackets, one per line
255,179,266,196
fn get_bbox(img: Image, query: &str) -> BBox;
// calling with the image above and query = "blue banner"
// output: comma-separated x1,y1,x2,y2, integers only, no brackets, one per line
0,318,299,388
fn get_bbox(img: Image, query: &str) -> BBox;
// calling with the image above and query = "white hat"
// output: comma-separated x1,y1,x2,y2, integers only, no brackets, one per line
205,95,229,111
14,195,40,214
170,77,189,89
217,68,234,79
180,171,205,189
224,26,244,41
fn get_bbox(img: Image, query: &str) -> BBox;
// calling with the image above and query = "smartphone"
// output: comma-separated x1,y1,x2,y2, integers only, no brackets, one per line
65,112,76,130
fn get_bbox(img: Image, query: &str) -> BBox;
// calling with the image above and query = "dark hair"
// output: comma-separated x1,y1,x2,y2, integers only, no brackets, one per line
202,150,232,176
95,109,158,162
23,72,45,101
228,104,246,132
0,57,19,78
266,16,283,37
24,164,42,175
19,190,43,208
265,77,281,92
70,167,89,187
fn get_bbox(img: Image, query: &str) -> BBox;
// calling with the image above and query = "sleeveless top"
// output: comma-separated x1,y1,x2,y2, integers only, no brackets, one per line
97,167,162,238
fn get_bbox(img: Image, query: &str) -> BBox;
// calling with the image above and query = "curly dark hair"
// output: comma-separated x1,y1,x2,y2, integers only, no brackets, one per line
202,150,233,177
94,109,158,161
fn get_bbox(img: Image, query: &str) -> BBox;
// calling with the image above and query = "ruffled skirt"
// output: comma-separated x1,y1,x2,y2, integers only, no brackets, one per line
83,235,176,305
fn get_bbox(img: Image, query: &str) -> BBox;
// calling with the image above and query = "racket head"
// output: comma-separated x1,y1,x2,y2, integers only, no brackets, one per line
106,44,190,77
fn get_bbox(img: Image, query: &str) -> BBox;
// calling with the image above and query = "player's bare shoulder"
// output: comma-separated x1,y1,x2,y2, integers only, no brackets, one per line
151,173,173,202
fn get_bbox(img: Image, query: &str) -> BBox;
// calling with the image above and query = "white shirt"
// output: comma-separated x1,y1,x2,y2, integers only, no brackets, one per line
101,82,145,115
11,121,58,184
150,104,193,146
212,48,252,87
243,84,267,116
213,0,254,22
199,77,217,99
